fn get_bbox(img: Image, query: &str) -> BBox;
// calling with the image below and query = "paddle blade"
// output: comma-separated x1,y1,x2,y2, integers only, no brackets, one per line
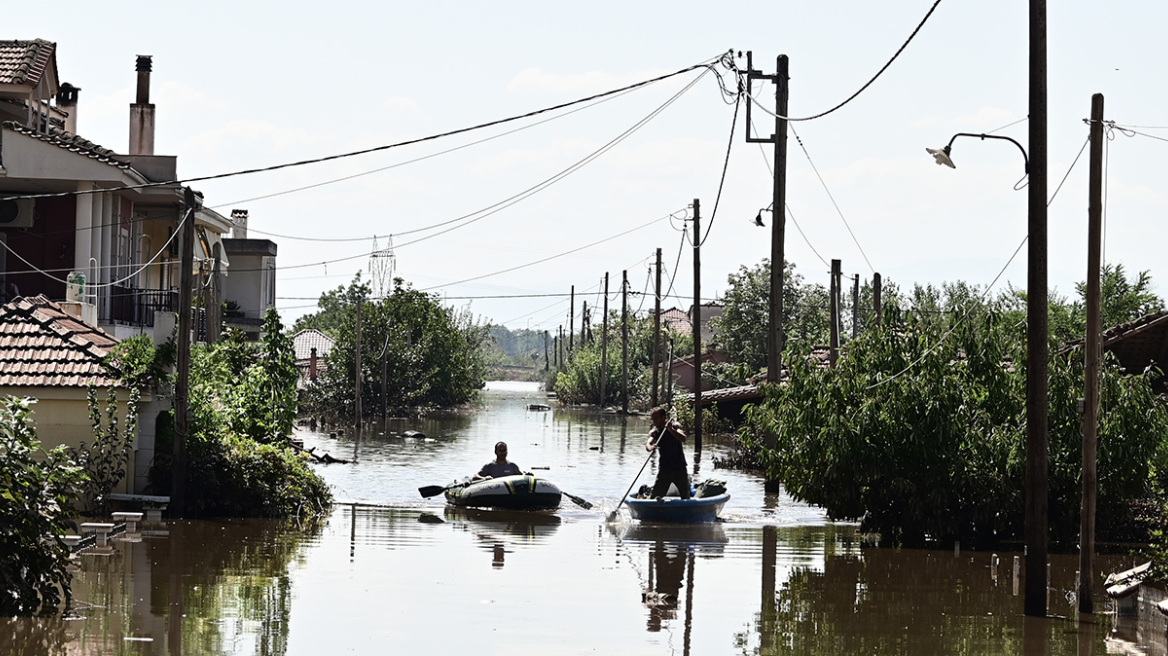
418,485,447,498
563,492,593,510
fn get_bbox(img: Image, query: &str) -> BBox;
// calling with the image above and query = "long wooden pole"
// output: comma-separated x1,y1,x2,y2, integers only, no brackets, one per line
652,248,662,407
767,55,789,383
829,260,840,367
1078,92,1104,615
621,270,629,414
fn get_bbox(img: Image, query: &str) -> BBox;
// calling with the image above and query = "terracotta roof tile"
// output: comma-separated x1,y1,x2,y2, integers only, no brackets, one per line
1,121,132,171
0,39,54,86
0,295,120,388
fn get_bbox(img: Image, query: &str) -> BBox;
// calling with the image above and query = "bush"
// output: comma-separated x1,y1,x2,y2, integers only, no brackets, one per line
0,398,85,616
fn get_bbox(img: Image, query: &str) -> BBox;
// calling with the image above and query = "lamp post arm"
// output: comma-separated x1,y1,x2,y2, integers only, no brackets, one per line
947,132,1030,174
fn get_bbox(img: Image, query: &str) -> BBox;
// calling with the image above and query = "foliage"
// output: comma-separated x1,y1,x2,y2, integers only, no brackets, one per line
710,259,901,374
553,311,664,407
0,397,85,616
103,334,175,392
742,301,1168,548
303,276,490,419
71,386,140,515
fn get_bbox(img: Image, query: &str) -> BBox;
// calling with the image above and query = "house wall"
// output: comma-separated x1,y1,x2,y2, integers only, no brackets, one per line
4,194,75,301
1,387,150,495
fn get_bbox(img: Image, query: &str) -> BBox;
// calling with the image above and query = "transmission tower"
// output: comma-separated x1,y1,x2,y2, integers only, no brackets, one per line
369,236,396,298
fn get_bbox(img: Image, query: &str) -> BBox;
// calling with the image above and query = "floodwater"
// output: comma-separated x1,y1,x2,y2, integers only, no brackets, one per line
4,381,1166,655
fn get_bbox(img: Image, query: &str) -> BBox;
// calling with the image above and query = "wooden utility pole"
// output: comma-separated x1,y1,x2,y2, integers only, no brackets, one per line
651,247,662,407
829,260,840,367
569,286,575,358
621,270,629,414
874,273,883,328
381,332,389,421
1025,0,1050,618
852,274,860,339
582,302,589,346
692,199,702,454
544,330,550,372
1079,92,1104,615
746,52,789,384
170,187,197,517
600,272,610,408
355,297,363,431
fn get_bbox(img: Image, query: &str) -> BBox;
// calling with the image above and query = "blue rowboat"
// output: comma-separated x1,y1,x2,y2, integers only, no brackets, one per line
625,492,730,523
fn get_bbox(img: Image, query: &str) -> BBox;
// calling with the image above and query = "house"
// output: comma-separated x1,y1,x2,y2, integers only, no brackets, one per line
293,328,334,388
0,295,161,493
1058,310,1168,394
222,210,278,340
0,39,276,487
0,40,238,342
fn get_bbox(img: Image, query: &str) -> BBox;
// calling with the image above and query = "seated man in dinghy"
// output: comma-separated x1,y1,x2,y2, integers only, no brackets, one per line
472,441,524,481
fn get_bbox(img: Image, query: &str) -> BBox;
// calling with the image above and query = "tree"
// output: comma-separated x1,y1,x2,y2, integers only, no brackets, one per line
304,276,490,418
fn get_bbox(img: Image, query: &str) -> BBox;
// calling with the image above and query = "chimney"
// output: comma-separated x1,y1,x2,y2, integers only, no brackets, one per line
56,83,80,134
129,55,155,156
230,209,249,239
309,348,318,382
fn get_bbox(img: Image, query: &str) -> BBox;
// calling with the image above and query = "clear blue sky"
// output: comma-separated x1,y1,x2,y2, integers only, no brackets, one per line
11,1,1167,329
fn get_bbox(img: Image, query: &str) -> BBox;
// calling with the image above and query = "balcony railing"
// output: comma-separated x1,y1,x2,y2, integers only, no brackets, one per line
105,286,178,327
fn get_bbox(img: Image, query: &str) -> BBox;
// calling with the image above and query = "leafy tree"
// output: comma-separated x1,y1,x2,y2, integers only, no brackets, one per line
742,300,1168,548
0,397,85,615
71,386,139,515
303,277,489,419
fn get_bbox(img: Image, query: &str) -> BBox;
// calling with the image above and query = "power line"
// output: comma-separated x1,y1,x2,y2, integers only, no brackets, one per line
9,57,724,203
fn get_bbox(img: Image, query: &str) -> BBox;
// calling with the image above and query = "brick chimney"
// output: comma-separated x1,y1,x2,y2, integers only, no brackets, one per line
56,83,80,134
309,347,318,382
129,55,155,156
231,209,249,239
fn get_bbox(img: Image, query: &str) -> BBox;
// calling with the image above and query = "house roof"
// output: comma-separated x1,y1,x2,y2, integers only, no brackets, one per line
2,120,132,170
0,295,120,387
1059,310,1168,376
0,39,55,87
293,329,335,361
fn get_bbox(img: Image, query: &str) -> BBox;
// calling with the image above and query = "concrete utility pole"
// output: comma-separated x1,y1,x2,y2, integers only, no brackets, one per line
1079,92,1104,615
746,52,789,384
652,248,663,407
171,187,198,517
600,272,609,408
692,199,702,454
621,270,629,414
1025,0,1050,618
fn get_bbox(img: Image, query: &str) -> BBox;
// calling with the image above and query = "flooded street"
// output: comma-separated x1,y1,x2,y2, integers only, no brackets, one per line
6,381,1165,655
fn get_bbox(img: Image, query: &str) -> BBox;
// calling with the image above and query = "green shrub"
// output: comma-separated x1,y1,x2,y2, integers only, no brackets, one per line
0,398,85,616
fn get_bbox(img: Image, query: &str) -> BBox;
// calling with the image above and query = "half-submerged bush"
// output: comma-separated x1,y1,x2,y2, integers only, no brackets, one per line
0,398,85,616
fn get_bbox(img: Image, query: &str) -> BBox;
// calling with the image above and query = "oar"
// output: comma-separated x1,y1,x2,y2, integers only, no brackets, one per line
562,491,593,509
606,449,656,522
418,480,467,498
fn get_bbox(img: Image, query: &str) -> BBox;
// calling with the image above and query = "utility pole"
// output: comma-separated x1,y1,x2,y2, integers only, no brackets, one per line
829,260,840,367
355,297,363,431
652,248,662,407
852,274,860,340
1025,0,1050,618
171,187,197,517
381,332,389,421
569,286,575,358
621,270,629,414
600,272,609,408
544,330,550,372
692,199,702,454
582,302,589,346
874,273,883,328
746,52,789,384
1079,92,1104,615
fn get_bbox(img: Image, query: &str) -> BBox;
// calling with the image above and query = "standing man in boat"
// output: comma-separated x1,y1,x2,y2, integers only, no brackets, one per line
472,441,523,481
646,407,691,499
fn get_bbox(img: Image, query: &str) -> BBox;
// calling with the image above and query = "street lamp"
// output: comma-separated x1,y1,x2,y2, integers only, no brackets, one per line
926,132,1030,174
926,123,1048,617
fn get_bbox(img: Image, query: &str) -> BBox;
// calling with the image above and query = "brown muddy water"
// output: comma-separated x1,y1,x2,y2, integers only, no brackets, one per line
4,381,1165,655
